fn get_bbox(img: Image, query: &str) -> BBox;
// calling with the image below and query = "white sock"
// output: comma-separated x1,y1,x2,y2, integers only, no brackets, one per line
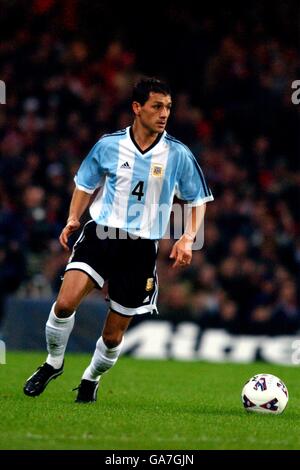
82,336,124,382
45,302,75,369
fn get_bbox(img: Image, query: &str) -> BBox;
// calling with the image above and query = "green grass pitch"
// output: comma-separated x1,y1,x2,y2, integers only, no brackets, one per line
0,351,299,450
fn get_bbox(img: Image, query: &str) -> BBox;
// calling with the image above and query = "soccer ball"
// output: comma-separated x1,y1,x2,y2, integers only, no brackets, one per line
241,373,288,415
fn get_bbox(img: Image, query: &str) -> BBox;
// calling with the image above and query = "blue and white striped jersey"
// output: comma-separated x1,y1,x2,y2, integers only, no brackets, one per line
74,126,214,239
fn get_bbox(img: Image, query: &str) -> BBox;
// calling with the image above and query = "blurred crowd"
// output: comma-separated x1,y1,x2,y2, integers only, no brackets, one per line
0,1,299,334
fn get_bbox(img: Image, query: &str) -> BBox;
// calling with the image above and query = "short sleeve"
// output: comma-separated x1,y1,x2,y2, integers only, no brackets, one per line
74,141,104,194
175,148,214,206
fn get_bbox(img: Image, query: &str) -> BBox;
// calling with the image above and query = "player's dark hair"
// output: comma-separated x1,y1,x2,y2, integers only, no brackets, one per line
132,77,171,105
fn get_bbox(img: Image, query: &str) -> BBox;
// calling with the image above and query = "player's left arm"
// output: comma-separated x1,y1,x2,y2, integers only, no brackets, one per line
169,203,206,268
170,146,213,268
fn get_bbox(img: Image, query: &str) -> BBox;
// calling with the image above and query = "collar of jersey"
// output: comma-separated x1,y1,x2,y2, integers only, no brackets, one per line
129,126,164,155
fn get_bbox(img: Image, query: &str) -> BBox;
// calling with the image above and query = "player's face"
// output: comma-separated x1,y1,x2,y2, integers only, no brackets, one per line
135,92,172,134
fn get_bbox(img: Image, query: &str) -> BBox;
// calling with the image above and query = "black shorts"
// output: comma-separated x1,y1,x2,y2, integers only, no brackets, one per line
65,220,159,316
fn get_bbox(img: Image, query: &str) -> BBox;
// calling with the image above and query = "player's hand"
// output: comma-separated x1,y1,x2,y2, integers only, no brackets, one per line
169,235,193,268
59,218,81,251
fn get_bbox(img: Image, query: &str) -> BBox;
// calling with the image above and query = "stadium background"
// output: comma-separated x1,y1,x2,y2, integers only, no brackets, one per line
0,0,300,357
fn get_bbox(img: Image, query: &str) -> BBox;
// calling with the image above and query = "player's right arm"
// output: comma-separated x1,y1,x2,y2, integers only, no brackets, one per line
60,140,104,250
59,188,92,250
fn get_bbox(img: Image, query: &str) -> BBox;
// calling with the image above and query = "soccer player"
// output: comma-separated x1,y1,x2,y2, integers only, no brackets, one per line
23,77,214,402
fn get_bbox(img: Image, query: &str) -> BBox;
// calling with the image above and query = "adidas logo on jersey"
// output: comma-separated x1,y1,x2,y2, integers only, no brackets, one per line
120,161,131,169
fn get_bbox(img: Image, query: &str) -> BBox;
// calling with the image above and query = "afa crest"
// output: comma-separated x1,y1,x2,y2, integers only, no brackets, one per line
145,278,154,291
151,164,164,177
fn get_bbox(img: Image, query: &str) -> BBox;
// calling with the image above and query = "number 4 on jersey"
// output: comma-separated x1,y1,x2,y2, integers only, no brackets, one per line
132,181,145,201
